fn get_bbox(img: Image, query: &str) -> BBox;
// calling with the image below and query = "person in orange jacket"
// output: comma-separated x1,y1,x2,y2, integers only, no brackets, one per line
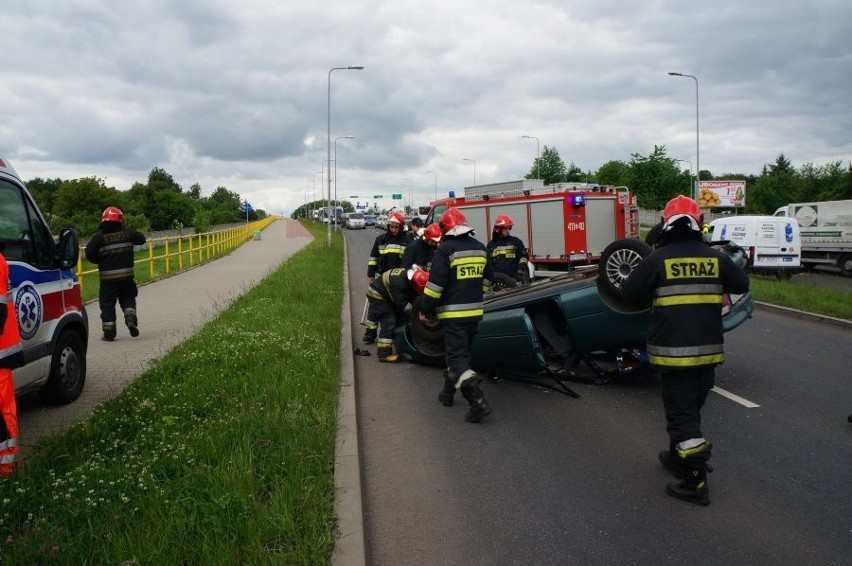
0,248,25,474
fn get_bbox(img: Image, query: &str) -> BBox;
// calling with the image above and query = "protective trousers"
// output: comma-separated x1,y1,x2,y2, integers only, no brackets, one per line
99,279,138,324
368,299,398,360
0,368,18,474
443,321,479,382
660,366,715,445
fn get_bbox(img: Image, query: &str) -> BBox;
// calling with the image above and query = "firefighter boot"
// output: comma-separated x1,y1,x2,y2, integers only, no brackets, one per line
102,322,117,342
124,308,139,337
666,440,712,506
377,341,399,363
362,325,377,344
460,374,492,423
438,370,456,407
658,440,684,479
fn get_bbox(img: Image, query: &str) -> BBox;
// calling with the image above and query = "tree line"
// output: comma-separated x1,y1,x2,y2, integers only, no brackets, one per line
26,168,266,238
526,145,852,212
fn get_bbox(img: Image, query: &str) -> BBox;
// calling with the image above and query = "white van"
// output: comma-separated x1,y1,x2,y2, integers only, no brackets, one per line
709,215,801,279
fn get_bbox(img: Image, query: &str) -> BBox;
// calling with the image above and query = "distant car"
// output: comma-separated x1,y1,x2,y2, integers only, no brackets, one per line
364,215,376,227
345,213,365,229
394,238,754,382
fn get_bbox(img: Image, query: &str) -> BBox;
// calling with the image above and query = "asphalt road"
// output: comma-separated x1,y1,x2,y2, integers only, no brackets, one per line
346,227,852,566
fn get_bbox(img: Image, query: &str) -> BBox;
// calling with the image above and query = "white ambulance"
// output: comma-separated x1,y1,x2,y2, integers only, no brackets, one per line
709,215,801,279
0,156,88,403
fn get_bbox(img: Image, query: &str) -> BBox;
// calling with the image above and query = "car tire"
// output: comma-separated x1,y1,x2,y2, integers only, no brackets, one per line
39,329,87,405
596,238,653,313
407,308,445,355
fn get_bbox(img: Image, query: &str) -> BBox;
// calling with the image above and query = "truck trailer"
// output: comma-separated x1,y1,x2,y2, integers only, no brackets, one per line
425,180,639,275
773,199,852,276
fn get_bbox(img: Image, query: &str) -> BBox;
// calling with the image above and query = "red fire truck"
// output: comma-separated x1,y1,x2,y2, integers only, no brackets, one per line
424,180,639,275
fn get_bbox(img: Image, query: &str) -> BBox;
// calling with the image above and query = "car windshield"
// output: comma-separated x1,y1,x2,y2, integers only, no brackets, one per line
350,214,363,219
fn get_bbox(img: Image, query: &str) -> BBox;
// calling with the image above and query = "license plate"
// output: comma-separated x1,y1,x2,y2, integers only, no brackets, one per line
569,253,587,261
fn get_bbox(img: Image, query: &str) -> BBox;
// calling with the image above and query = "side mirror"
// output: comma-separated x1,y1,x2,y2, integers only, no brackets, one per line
57,228,80,269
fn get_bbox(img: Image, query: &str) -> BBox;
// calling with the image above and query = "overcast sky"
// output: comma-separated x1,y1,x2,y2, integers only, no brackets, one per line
4,0,851,215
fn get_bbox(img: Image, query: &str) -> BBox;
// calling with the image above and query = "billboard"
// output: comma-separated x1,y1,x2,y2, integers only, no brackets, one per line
698,180,746,208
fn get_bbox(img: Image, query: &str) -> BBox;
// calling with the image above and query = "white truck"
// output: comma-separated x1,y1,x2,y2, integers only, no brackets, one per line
773,199,852,276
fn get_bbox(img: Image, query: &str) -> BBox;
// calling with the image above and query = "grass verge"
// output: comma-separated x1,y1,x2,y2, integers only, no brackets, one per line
748,275,852,320
1,221,344,564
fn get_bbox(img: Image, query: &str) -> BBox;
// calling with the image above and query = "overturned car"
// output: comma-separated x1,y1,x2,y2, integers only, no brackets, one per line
393,238,754,387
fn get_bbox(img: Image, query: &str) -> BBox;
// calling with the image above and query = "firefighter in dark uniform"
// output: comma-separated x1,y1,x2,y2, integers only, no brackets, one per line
486,214,529,286
407,216,424,243
364,211,409,343
365,266,429,362
418,208,494,423
401,222,441,271
85,207,147,341
621,195,749,506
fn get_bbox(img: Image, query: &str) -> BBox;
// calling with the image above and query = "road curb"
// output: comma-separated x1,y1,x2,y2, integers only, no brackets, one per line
754,300,852,330
332,238,366,566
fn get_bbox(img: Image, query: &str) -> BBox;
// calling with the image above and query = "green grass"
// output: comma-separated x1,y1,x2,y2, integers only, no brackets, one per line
748,275,852,320
1,221,343,564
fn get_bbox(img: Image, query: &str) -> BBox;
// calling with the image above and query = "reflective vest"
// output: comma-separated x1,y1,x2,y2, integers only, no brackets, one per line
421,233,493,322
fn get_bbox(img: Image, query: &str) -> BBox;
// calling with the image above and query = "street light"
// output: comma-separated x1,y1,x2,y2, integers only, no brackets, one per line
403,178,413,214
520,135,540,179
463,158,476,186
425,170,437,202
668,71,699,202
335,135,355,226
328,65,364,247
674,158,694,192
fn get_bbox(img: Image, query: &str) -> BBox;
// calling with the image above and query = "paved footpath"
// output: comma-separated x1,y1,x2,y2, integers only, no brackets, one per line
16,218,313,452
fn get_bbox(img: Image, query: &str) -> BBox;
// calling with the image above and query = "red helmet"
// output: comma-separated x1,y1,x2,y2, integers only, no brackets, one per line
494,214,513,230
424,223,442,243
102,206,124,223
438,208,466,233
387,211,405,227
662,195,701,231
408,267,430,295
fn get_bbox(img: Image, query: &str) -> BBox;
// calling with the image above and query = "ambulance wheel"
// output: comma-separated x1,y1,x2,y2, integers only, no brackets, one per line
597,238,653,313
40,329,87,405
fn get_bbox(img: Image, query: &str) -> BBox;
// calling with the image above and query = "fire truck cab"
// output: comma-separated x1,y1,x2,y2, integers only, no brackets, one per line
425,180,639,275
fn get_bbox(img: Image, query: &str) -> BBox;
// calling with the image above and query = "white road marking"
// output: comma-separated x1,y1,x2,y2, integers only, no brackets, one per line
712,386,760,408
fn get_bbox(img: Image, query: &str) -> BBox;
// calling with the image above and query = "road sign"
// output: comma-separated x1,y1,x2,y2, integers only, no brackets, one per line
373,194,383,199
392,193,402,199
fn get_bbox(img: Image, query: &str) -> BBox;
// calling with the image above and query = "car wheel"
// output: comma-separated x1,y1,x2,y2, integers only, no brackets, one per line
596,238,653,313
39,329,86,405
408,308,445,355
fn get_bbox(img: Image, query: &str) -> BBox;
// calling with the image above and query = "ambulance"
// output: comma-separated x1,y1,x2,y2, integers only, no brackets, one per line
0,156,88,403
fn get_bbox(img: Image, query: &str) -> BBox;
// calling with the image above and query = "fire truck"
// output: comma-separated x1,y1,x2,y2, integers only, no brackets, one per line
424,179,639,275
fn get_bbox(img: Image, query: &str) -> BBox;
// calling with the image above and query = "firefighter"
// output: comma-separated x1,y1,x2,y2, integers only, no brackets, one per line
417,208,494,423
487,214,529,287
621,195,749,506
364,211,409,343
85,207,147,341
365,266,429,363
0,248,25,474
408,216,424,242
401,222,442,271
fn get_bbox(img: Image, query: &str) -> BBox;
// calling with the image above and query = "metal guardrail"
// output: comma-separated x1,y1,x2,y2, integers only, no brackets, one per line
76,218,275,296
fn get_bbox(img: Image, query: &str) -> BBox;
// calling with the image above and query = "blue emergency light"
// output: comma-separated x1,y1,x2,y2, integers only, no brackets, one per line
449,190,456,198
570,194,586,207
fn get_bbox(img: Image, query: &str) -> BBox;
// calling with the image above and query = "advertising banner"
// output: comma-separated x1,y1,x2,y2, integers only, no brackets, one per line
698,180,746,208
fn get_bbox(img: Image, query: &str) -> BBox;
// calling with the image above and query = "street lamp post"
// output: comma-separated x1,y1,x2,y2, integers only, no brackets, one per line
425,170,437,202
520,135,540,179
403,178,413,214
668,71,699,202
328,65,364,247
674,158,694,192
463,158,476,186
335,135,355,228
